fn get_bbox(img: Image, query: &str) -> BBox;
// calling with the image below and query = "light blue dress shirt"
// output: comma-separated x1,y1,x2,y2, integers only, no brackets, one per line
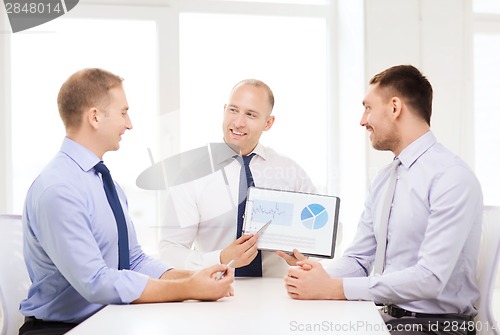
327,131,483,315
20,137,171,323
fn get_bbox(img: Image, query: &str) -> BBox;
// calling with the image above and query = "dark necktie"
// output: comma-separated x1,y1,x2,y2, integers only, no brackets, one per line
234,153,262,277
373,158,401,274
94,161,130,270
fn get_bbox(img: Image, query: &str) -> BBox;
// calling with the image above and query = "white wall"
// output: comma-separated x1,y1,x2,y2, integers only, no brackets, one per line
0,11,11,214
363,0,474,182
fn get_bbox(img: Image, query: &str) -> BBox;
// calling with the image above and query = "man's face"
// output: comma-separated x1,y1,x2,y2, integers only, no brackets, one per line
97,85,132,153
222,84,274,156
360,84,399,152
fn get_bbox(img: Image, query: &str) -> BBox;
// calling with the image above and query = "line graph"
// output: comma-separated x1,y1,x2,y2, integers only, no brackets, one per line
250,200,294,226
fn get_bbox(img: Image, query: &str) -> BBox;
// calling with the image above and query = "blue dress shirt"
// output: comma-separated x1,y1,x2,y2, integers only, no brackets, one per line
327,131,483,315
20,137,171,323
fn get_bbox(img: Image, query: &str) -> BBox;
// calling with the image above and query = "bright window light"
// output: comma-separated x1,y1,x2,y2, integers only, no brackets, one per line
179,13,328,191
474,34,500,205
10,18,160,253
220,0,327,4
474,0,500,14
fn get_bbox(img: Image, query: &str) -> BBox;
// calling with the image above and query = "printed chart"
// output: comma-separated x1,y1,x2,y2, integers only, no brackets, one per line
250,199,294,226
301,204,328,229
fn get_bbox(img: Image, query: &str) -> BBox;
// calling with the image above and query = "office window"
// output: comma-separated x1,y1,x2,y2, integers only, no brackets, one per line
5,1,365,253
474,4,500,205
473,35,500,205
179,12,328,191
10,16,160,254
176,0,366,249
220,0,327,4
474,0,500,14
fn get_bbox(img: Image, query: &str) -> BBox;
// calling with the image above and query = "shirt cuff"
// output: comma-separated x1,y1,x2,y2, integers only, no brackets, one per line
343,276,372,301
202,249,223,266
114,271,150,303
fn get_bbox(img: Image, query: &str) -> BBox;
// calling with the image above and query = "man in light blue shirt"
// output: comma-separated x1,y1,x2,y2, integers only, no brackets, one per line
283,65,482,335
20,68,233,335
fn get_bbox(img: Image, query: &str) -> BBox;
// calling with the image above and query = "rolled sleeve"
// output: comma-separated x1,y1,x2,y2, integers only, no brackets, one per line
114,271,151,303
343,277,372,301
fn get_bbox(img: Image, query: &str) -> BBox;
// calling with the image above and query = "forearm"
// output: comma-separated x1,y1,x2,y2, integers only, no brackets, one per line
133,277,194,303
326,278,346,300
343,264,442,303
326,255,371,278
133,264,233,303
160,269,193,280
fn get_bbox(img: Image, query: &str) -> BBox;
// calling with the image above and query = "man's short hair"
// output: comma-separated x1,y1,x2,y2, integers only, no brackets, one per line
57,68,123,129
232,79,275,111
370,65,433,125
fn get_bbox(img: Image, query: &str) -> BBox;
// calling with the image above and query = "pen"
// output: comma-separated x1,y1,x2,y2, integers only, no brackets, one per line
216,221,271,280
255,220,272,236
216,259,235,280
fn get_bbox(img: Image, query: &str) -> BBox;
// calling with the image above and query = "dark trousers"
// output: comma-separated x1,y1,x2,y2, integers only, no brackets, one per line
19,317,78,335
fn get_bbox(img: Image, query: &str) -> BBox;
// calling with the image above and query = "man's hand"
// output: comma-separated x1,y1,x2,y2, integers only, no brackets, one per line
276,248,307,266
220,234,259,268
188,264,234,301
133,264,234,303
284,259,345,300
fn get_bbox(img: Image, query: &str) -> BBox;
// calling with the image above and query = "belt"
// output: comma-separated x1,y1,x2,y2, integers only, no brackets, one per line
383,305,473,321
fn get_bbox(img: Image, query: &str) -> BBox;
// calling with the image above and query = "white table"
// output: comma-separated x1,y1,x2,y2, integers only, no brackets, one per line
68,278,390,335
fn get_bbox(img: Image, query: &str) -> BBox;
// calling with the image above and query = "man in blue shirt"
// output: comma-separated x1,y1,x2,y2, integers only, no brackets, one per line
19,68,234,335
283,65,482,335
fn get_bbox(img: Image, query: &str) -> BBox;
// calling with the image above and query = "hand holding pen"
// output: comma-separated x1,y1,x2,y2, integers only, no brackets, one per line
216,259,235,280
218,220,272,273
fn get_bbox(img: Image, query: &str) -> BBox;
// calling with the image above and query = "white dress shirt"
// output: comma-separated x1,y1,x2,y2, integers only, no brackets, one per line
327,131,483,315
159,143,317,277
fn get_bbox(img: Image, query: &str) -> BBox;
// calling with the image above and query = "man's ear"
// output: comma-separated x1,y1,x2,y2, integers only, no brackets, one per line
391,97,402,119
87,107,100,129
264,115,275,131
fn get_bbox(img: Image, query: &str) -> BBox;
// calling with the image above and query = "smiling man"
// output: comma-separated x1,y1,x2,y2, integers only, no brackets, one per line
284,65,482,335
159,79,317,277
222,81,275,156
19,68,233,335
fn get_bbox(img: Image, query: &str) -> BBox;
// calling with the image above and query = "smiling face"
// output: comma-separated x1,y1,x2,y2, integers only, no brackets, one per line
222,83,274,155
95,85,133,154
360,84,400,153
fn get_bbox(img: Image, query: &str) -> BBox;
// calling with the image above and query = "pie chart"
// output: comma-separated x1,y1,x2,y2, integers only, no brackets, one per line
301,204,328,229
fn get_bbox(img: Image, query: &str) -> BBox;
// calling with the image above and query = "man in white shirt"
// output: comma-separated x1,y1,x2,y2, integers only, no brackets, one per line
159,79,317,277
284,65,482,335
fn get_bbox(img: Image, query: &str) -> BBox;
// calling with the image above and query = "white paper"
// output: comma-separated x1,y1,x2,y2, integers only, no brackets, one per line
243,187,340,258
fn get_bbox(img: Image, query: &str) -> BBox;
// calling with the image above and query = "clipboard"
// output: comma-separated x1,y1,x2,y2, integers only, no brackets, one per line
242,187,340,258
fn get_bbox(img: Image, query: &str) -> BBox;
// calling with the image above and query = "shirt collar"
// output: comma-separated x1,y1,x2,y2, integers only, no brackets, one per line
249,143,267,160
60,137,101,173
397,131,437,169
213,141,268,165
211,142,239,166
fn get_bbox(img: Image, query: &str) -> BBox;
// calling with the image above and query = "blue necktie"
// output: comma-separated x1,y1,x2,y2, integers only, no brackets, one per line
235,153,262,277
94,162,130,270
